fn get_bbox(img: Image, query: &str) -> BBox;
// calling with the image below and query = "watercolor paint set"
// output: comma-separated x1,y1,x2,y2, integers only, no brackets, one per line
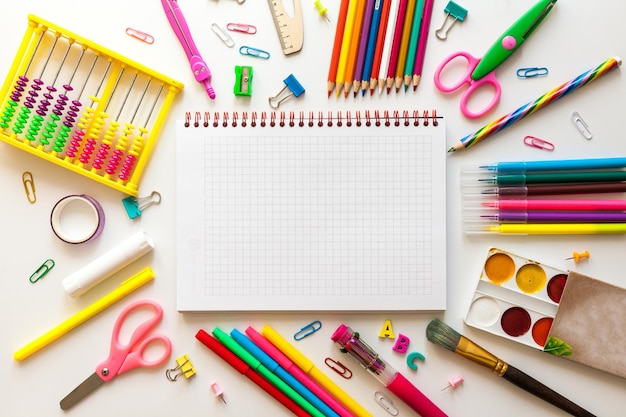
465,247,626,379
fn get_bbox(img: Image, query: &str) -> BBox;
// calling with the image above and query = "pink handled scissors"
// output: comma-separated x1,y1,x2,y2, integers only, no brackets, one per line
433,0,556,118
60,300,172,410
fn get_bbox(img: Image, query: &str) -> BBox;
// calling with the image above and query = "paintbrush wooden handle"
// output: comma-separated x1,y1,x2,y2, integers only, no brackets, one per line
502,365,596,417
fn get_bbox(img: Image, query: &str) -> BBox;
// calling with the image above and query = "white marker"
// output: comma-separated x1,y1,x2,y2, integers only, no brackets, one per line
62,231,155,297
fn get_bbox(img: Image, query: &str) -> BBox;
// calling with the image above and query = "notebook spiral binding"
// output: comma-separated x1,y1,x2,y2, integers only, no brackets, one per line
184,109,439,128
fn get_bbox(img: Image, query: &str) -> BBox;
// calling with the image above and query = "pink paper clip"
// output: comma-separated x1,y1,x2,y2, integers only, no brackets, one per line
227,23,257,34
126,28,154,44
523,135,554,151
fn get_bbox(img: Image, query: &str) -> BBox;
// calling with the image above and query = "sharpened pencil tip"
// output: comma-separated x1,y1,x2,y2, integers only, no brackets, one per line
448,147,456,153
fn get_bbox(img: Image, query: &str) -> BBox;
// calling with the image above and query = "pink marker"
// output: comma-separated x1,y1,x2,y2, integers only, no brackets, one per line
331,324,448,417
483,199,626,211
245,327,354,417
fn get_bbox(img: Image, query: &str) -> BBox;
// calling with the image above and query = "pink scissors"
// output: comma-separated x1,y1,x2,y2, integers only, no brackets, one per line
433,0,556,118
60,300,172,410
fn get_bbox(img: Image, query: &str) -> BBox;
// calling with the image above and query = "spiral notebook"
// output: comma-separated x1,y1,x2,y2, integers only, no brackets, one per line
176,110,446,311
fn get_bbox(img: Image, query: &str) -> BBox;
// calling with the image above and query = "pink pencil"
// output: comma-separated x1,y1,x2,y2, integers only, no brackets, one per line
245,327,355,417
483,199,626,211
411,0,434,90
385,0,409,93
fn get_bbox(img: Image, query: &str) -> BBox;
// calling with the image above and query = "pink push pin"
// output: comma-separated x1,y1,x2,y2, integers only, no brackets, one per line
442,375,464,391
211,381,227,404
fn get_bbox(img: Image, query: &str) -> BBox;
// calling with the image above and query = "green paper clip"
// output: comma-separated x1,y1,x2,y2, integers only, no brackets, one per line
234,66,253,96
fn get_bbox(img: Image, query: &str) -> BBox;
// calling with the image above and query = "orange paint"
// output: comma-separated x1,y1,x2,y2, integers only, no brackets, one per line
484,253,515,284
532,317,554,347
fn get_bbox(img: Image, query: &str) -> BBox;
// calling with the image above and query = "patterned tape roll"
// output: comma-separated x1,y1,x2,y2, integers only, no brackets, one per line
50,195,105,244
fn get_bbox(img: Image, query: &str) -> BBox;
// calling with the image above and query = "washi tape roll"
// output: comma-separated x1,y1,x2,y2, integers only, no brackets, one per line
50,195,105,244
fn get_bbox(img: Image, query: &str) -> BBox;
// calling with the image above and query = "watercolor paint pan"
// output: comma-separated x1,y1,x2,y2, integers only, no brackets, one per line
464,247,568,350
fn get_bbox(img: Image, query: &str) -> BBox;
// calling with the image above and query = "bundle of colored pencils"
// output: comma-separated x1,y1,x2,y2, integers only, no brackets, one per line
327,0,434,98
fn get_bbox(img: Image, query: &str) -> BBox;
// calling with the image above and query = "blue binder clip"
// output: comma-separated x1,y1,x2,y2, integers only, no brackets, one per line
268,74,305,108
122,191,161,219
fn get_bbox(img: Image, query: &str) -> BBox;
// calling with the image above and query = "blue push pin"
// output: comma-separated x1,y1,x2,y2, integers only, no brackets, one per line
268,74,305,108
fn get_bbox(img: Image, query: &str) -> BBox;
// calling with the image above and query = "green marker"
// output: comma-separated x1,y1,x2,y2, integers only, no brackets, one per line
211,328,325,417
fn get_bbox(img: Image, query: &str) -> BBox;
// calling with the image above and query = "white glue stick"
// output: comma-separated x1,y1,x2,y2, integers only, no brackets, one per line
62,230,155,297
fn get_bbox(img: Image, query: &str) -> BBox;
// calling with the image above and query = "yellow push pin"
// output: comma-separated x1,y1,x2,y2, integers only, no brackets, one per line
565,250,590,263
314,0,330,22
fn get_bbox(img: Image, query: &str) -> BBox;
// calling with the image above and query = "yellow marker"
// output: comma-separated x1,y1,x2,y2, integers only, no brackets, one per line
13,267,155,361
262,325,373,417
378,319,395,339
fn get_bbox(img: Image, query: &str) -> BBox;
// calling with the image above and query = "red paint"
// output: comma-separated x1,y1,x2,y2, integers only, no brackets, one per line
532,317,554,347
547,274,568,303
501,307,531,337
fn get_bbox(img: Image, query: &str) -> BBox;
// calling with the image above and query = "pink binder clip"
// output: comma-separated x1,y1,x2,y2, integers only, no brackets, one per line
523,135,554,151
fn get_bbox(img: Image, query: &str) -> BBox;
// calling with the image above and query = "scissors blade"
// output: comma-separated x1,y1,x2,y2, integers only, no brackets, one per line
60,372,105,410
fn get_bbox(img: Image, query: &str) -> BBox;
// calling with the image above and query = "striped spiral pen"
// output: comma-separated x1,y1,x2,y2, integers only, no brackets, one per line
449,56,622,152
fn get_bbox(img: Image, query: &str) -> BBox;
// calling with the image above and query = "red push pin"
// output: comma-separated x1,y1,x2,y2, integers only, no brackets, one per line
441,375,464,391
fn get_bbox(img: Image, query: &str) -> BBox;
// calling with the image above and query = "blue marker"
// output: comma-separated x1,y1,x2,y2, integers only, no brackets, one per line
473,157,626,173
230,329,340,417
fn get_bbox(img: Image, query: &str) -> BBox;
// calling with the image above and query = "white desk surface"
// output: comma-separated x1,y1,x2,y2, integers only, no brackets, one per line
2,1,625,416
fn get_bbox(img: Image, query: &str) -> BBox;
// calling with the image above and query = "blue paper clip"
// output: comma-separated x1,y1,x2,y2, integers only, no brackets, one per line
239,46,270,59
30,259,55,283
122,191,161,219
269,74,305,108
516,67,548,78
294,320,322,340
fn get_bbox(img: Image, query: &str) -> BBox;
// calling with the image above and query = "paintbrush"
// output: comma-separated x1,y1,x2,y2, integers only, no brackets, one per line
426,319,596,417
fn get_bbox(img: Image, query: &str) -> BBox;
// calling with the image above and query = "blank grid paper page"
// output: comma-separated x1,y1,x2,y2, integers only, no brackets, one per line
176,113,446,311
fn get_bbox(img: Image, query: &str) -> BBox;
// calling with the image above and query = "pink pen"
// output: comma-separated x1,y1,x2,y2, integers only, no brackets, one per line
332,324,448,417
245,327,355,417
161,0,216,99
483,199,626,211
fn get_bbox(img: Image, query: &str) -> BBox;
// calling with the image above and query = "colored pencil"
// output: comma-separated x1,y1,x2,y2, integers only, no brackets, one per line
335,0,360,98
327,0,351,97
449,56,622,152
369,0,392,95
385,0,408,93
394,0,417,92
411,0,434,90
343,0,367,97
361,0,384,95
377,0,400,93
352,0,376,96
403,0,425,90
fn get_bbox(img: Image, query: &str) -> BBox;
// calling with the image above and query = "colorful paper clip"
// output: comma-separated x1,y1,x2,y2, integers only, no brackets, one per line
374,391,400,416
571,111,593,139
324,357,353,379
523,135,554,151
294,320,322,340
227,23,257,34
234,66,253,96
122,191,161,219
516,67,548,78
30,259,55,283
166,354,196,381
212,23,235,47
239,46,270,59
125,28,154,44
22,171,36,203
269,74,305,108
435,1,468,40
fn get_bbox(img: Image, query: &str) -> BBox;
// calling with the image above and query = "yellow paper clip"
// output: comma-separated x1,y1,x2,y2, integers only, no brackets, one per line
566,250,590,263
166,354,196,381
294,320,321,340
22,171,36,203
30,259,55,283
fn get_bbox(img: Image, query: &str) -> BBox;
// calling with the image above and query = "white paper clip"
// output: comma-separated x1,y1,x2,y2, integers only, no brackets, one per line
523,135,554,151
269,74,305,108
211,23,235,47
435,1,468,40
239,46,270,59
374,391,399,416
122,191,162,219
571,111,593,139
227,23,257,34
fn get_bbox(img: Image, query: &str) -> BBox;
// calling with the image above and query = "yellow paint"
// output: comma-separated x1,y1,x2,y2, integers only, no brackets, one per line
379,319,395,338
516,263,547,294
484,252,515,284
